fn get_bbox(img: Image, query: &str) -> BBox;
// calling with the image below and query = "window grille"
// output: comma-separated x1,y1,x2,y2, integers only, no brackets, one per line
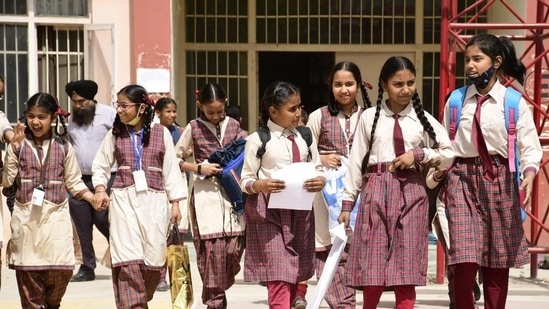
0,24,29,122
37,25,85,111
185,50,249,128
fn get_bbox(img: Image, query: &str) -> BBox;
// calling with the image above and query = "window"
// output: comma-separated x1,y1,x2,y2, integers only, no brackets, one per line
37,26,85,110
185,0,248,43
0,24,29,122
35,0,88,17
185,51,249,128
0,0,27,15
256,0,415,44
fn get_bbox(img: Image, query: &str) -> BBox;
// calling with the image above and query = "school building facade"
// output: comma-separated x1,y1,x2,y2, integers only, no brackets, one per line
1,0,547,247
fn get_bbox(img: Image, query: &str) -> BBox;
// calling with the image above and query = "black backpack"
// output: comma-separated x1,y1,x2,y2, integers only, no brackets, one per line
255,126,313,159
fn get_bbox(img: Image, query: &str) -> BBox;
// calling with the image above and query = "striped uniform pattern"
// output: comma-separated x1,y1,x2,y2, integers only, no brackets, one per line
190,117,242,162
315,246,356,308
15,269,72,309
244,193,315,283
317,106,363,156
193,235,245,307
112,124,166,190
346,168,429,287
442,158,528,267
112,263,162,308
16,138,70,204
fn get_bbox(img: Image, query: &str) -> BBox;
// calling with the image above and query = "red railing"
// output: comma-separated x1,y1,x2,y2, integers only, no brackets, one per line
438,0,549,283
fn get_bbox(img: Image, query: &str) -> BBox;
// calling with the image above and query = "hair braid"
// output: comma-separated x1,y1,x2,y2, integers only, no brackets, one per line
359,82,373,108
141,104,154,147
411,93,439,149
360,83,384,173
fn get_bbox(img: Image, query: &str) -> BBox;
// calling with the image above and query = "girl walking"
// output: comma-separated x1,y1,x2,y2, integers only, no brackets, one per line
339,56,454,309
1,93,94,309
174,83,246,309
153,97,188,292
92,84,186,308
240,81,326,309
441,34,542,309
306,60,372,308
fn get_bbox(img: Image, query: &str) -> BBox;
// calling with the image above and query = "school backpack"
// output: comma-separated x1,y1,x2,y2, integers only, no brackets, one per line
448,86,526,220
208,126,313,216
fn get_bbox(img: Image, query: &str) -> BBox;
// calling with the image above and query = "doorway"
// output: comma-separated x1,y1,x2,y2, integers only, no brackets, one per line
258,52,335,117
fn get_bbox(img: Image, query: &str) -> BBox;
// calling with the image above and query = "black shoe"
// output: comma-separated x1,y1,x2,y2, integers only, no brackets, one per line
71,269,95,282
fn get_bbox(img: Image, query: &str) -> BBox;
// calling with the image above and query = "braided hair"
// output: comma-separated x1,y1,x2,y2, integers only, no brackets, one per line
327,61,373,116
362,56,439,173
259,81,300,127
23,92,69,139
113,85,155,147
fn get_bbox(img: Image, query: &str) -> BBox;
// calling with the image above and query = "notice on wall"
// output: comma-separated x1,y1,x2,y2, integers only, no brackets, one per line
136,68,171,93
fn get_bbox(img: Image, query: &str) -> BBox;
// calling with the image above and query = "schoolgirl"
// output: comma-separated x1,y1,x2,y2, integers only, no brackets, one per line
91,84,186,308
174,83,246,309
339,56,454,309
306,60,372,308
240,81,326,309
153,97,188,291
1,92,94,308
441,34,542,309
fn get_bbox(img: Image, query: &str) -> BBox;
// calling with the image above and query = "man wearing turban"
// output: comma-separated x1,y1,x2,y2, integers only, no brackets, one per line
65,80,117,282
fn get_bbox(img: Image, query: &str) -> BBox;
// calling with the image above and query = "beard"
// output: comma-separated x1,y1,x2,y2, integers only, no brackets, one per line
72,103,96,126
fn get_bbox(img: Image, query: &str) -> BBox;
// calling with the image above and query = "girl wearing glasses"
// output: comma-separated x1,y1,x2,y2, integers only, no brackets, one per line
92,84,187,308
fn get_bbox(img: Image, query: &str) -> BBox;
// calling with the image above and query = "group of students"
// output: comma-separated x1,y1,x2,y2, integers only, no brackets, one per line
237,32,541,309
0,32,542,309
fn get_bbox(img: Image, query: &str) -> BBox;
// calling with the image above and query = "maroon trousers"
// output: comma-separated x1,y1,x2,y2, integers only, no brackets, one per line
15,269,72,309
453,263,509,309
112,264,161,308
267,281,298,309
362,285,416,309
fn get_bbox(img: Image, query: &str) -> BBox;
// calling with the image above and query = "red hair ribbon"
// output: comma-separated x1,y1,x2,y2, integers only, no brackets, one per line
142,93,155,107
56,106,71,118
363,81,373,90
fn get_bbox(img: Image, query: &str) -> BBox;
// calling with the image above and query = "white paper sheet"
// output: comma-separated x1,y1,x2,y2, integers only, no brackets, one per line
307,223,349,309
268,162,316,210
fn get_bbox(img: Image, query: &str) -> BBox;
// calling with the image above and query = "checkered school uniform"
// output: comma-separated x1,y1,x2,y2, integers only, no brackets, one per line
308,105,364,308
112,125,168,190
3,137,90,308
315,105,363,157
240,120,325,284
92,124,187,308
440,82,542,268
185,117,245,308
342,102,454,288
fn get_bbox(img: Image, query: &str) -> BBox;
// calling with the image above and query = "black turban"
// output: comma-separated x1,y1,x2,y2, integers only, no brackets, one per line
65,80,98,100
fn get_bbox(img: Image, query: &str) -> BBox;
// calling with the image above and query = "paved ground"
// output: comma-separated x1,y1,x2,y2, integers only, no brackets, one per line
2,202,549,308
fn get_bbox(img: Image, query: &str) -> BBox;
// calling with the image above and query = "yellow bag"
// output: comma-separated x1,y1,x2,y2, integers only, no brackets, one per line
166,224,193,309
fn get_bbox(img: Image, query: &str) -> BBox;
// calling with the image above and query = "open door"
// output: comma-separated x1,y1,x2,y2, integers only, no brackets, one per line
84,24,116,105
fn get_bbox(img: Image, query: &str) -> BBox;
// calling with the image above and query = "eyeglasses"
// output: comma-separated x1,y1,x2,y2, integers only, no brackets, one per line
113,102,137,110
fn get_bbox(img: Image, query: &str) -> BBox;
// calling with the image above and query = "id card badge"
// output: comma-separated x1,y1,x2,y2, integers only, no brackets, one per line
132,170,149,192
32,186,45,207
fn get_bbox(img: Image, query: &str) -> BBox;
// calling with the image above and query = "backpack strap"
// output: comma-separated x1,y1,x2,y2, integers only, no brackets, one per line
255,126,313,159
448,86,468,142
296,126,313,160
503,87,522,178
255,126,271,159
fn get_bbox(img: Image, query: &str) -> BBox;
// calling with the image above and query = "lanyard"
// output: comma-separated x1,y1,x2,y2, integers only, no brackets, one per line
130,127,144,170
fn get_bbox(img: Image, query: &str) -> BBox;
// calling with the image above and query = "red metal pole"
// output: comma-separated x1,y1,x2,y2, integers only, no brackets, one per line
436,0,452,285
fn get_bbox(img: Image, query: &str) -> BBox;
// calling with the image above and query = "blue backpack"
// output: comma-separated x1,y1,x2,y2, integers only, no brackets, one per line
208,126,313,216
448,86,526,220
